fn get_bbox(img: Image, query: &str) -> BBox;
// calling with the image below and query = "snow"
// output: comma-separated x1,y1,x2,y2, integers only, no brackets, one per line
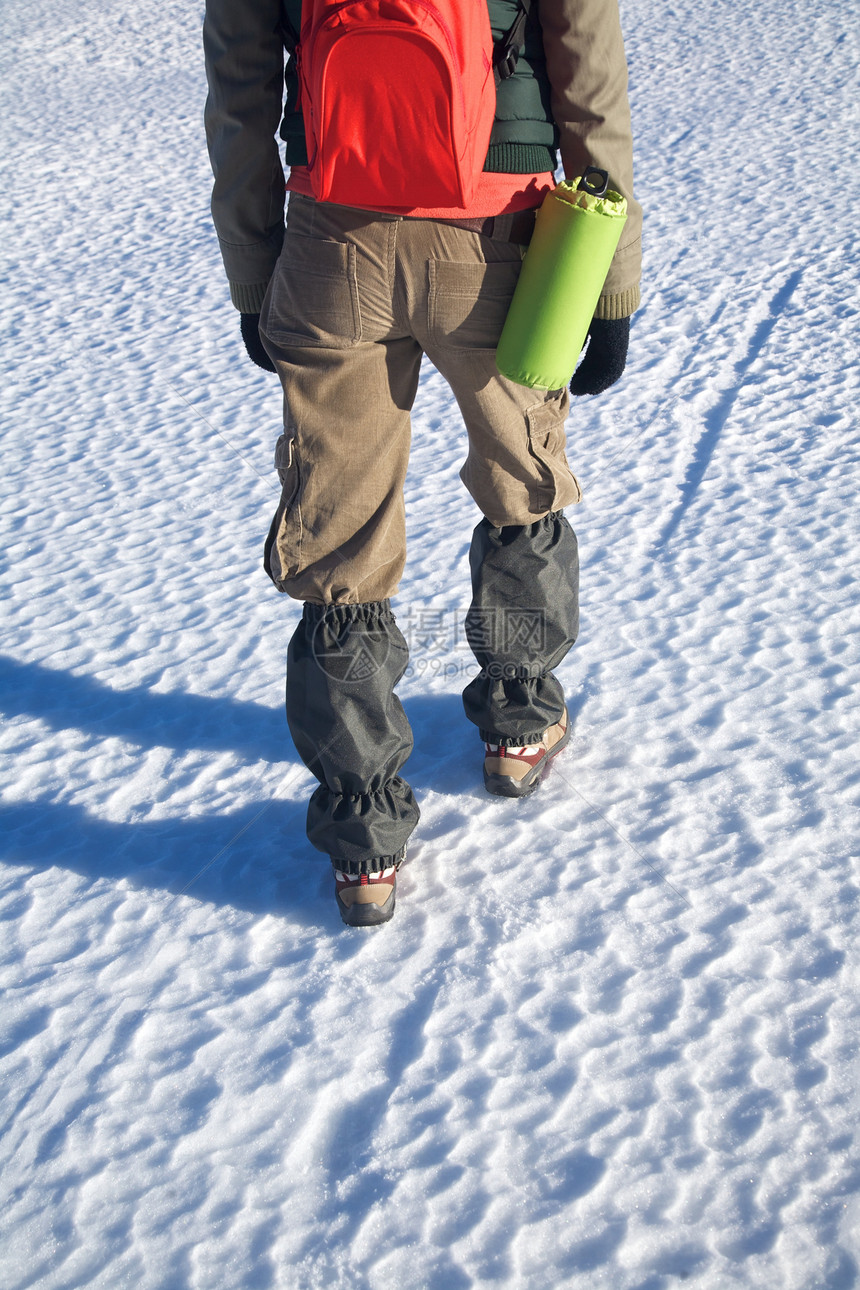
1,0,859,1286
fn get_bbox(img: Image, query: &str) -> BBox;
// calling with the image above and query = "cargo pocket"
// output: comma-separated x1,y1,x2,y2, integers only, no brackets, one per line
263,235,361,349
526,400,582,513
264,434,303,591
429,259,521,350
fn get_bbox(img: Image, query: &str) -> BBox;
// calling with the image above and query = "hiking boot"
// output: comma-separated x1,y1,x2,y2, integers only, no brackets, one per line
483,709,570,798
333,851,405,926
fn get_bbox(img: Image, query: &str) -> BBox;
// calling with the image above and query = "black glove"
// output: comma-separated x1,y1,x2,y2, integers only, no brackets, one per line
240,312,277,374
569,316,630,397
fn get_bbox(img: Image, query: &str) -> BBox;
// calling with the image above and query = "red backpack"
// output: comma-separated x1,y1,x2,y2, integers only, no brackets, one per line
293,0,531,210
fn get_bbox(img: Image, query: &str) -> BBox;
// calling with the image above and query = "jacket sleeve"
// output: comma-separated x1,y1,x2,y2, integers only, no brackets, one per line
539,0,643,318
203,0,287,312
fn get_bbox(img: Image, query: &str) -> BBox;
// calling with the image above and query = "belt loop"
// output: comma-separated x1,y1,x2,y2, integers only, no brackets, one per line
492,212,511,241
511,208,537,246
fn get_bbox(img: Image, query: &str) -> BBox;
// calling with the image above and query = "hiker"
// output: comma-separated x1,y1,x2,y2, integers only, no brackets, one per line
203,0,642,926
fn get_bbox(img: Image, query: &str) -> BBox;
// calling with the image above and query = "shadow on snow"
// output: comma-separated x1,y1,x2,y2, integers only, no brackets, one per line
0,656,543,922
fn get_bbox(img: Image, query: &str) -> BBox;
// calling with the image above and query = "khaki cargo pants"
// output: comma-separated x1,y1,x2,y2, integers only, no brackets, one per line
259,193,581,606
258,194,581,869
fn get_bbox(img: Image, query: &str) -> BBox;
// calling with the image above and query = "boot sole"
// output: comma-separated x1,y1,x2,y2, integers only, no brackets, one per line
336,887,396,927
483,721,571,798
332,849,405,927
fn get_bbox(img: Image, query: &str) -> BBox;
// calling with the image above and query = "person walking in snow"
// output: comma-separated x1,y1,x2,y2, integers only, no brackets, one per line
203,0,642,926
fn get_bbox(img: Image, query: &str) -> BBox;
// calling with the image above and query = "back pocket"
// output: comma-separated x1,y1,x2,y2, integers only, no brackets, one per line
428,259,521,350
263,235,361,349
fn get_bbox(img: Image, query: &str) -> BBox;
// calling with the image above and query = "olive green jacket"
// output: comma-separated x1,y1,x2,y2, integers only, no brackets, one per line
203,0,642,317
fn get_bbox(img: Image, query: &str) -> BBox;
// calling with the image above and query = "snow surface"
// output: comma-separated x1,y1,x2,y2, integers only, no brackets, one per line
1,0,859,1286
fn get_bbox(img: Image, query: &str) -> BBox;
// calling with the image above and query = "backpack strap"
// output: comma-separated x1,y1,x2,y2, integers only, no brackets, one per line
281,10,299,55
493,0,533,84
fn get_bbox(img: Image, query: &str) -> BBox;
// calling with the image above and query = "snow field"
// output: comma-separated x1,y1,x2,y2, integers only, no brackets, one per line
2,0,860,1287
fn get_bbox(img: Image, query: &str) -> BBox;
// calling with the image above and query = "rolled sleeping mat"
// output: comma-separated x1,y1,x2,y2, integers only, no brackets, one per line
496,169,629,390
